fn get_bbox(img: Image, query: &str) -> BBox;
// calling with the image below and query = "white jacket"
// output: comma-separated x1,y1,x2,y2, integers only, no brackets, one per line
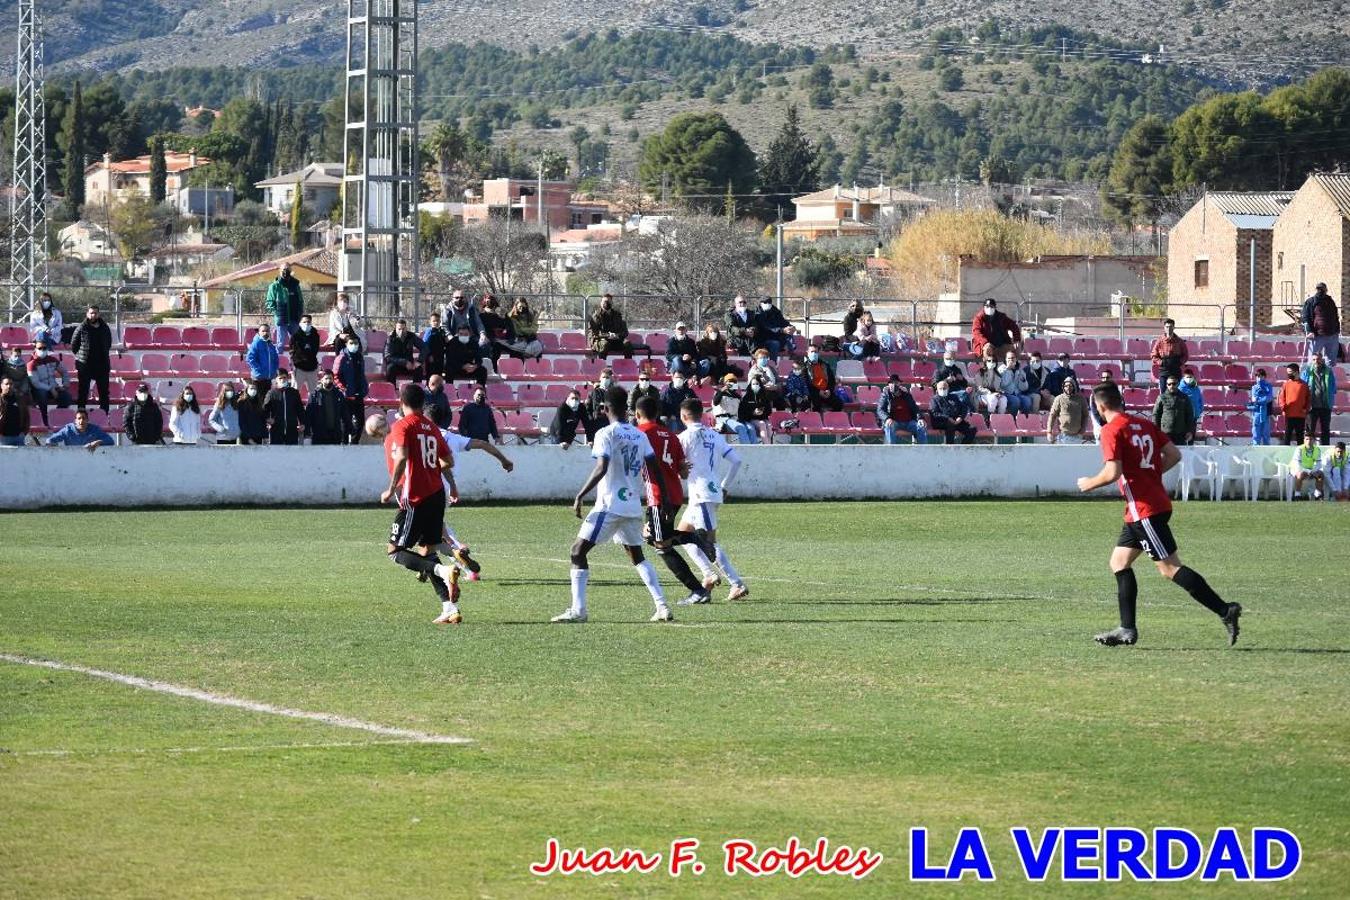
170,406,202,444
29,305,63,343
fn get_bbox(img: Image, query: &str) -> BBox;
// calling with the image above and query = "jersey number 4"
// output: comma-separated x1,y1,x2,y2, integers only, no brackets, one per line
418,434,439,469
1131,434,1155,469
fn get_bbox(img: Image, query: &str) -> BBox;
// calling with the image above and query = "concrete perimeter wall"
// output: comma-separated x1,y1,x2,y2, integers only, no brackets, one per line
0,445,1155,510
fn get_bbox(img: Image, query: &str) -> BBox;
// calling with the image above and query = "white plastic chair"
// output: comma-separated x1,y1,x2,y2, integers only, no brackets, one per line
1177,448,1217,501
1212,452,1250,501
1247,448,1290,501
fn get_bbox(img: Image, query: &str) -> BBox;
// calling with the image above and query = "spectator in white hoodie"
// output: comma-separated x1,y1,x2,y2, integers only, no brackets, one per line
169,385,203,445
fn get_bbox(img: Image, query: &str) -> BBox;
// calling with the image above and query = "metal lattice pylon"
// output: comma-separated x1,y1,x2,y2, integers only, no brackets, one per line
340,0,420,324
9,0,48,319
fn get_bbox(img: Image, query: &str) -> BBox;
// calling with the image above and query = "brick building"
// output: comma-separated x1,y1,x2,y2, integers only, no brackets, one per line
1167,191,1292,332
1271,172,1350,326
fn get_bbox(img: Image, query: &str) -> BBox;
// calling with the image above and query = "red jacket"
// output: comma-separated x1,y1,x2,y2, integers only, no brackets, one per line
971,310,1021,357
1149,335,1189,378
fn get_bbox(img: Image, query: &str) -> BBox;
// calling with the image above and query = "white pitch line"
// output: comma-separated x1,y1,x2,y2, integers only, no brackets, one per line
9,739,434,758
0,653,472,746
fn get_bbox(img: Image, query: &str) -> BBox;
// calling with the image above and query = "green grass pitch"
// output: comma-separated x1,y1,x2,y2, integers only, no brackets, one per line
1,500,1347,897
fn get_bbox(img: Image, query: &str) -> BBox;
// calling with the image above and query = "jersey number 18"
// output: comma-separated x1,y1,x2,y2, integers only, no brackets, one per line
418,434,439,469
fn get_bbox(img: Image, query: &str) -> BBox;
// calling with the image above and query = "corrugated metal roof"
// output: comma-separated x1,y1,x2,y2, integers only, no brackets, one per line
1208,191,1294,217
1306,173,1350,219
1225,213,1279,230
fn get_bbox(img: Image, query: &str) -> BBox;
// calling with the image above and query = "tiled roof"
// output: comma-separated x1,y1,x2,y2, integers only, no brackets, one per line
89,151,209,176
199,247,338,288
255,163,344,188
793,184,934,206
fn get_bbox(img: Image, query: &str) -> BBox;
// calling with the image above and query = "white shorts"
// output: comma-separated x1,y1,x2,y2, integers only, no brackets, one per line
578,510,644,547
678,502,719,532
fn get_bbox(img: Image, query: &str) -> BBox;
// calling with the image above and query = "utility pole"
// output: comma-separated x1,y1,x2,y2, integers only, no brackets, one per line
775,207,784,303
9,0,49,319
537,156,544,240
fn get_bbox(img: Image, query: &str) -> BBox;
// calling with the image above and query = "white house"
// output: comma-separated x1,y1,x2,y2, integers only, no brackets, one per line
58,220,119,263
255,163,343,219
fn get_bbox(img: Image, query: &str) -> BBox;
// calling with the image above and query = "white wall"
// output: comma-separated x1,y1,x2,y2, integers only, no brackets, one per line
0,445,1147,510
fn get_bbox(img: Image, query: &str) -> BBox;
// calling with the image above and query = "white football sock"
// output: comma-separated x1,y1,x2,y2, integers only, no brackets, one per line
635,560,666,607
684,545,714,578
570,567,589,616
715,546,743,587
441,598,458,615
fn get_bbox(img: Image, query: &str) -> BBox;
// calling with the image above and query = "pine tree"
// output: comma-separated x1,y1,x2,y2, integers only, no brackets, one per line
758,105,820,216
60,80,85,219
289,180,304,248
1103,115,1172,229
148,136,167,205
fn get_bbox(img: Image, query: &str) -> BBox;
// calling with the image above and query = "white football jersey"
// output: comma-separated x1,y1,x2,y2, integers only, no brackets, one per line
592,422,652,517
439,429,472,493
679,424,739,505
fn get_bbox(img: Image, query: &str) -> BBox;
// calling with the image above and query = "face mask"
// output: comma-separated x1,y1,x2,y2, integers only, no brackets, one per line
751,384,761,392
639,379,650,387
184,392,195,402
793,369,804,377
321,381,333,390
457,335,470,344
1031,360,1042,369
566,398,579,410
984,306,996,315
676,331,687,339
672,378,685,388
8,354,19,365
338,302,349,311
760,302,771,310
600,378,612,388
247,388,258,398
807,352,819,362
37,349,49,358
735,304,746,312
942,357,954,366
726,383,738,391
135,391,148,402
937,387,950,397
41,301,51,309
986,361,997,370
300,323,311,333
346,344,359,353
225,391,235,400
757,358,769,367
276,381,289,390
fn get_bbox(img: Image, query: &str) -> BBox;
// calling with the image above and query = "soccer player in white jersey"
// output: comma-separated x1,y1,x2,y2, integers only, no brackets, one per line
553,387,673,624
675,398,748,602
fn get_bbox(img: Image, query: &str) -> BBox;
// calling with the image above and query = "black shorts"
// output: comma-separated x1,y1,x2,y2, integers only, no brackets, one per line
1117,511,1178,562
644,504,677,546
389,490,447,550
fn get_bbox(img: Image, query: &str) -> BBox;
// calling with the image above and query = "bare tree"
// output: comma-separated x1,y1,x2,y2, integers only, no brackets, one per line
455,218,550,296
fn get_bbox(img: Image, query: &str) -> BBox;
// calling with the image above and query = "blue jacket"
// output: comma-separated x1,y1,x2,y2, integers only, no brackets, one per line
783,372,810,400
1246,379,1274,420
333,349,368,399
457,401,498,442
47,422,113,447
1178,379,1204,418
1301,363,1338,409
245,336,279,380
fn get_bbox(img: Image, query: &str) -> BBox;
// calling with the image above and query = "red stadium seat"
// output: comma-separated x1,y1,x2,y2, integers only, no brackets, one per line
486,382,517,409
199,354,233,376
862,360,887,382
516,384,547,406
559,332,588,353
1196,339,1222,357
1096,337,1124,357
170,354,205,377
495,357,526,379
988,413,1019,437
645,333,669,355
367,381,398,403
182,326,210,348
768,411,797,435
503,411,540,439
820,411,854,435
611,358,640,379
140,353,173,377
644,359,667,379
1023,338,1048,355
1224,364,1251,384
210,326,240,350
110,354,141,378
1047,338,1074,357
550,357,580,379
121,325,153,348
536,332,561,353
364,331,388,354
543,384,573,405
151,325,186,349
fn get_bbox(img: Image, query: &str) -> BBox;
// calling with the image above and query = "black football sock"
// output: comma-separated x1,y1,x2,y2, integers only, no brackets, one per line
1172,565,1229,617
659,548,705,596
429,573,450,602
391,549,440,576
1114,568,1138,630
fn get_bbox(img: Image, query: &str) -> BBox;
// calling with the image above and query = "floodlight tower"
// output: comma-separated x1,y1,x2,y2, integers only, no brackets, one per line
9,0,49,319
340,0,420,323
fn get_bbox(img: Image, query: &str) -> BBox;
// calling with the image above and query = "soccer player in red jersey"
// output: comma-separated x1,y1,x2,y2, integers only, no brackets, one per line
379,382,461,624
633,396,713,606
1077,382,1242,646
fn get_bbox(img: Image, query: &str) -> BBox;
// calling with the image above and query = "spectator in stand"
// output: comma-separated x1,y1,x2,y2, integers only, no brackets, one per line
1042,352,1076,399
660,372,697,432
288,314,322,399
697,323,735,383
1326,442,1349,500
2,343,33,403
246,322,280,397
168,386,203,445
479,295,516,367
507,297,544,359
26,339,71,427
327,292,364,351
458,386,502,445
208,383,242,444
877,374,928,445
1301,351,1337,446
1179,367,1205,427
934,347,972,399
1278,363,1310,445
586,368,616,431
628,370,659,413
445,323,488,386
783,361,811,413
383,318,422,385
1149,318,1188,386
975,352,1006,415
970,298,1021,361
1246,368,1275,446
305,370,348,445
1302,282,1341,365
46,407,112,451
70,304,113,414
755,296,796,358
587,293,631,359
1000,350,1033,415
421,311,447,380
666,322,699,379
1089,370,1117,440
333,338,368,444
749,348,779,402
929,379,977,444
28,292,63,346
237,383,267,445
1291,433,1326,500
442,290,486,344
1047,377,1090,444
848,310,883,361
1152,374,1197,447
123,383,164,446
802,346,842,412
713,375,753,444
726,295,758,356
1024,351,1051,411
739,374,774,444
265,264,304,348
265,370,303,446
0,375,31,446
548,389,592,449
841,300,865,342
422,374,453,430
